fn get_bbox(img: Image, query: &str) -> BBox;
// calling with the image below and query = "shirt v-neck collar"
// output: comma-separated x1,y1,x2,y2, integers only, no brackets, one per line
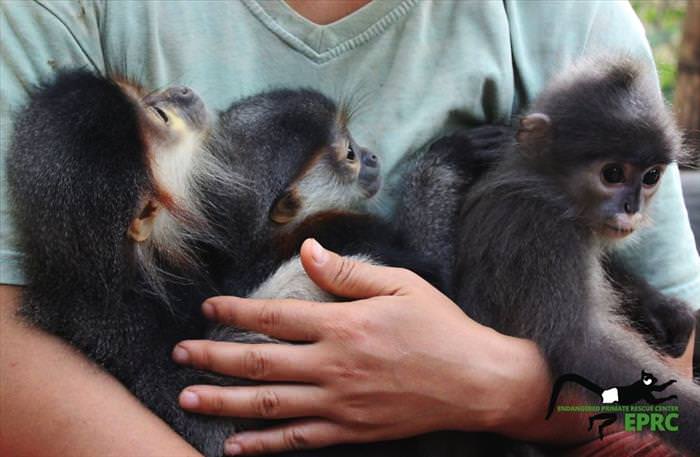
242,0,417,64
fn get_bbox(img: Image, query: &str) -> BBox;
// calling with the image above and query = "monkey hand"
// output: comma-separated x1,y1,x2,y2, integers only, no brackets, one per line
428,124,513,173
172,239,527,455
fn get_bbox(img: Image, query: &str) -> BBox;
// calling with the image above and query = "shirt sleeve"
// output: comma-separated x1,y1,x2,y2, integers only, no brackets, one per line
504,0,700,309
1,0,105,285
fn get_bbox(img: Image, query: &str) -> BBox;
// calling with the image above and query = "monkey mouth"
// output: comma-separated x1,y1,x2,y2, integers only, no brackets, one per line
360,176,382,198
601,223,635,239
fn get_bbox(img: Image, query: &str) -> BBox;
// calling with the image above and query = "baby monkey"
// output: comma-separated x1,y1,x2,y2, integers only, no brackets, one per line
454,58,700,454
205,89,450,346
7,70,264,456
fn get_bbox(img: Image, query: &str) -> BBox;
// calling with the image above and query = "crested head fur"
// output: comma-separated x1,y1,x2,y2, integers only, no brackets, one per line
522,56,682,171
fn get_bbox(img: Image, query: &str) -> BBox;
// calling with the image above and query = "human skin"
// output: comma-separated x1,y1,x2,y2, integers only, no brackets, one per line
285,0,372,25
0,285,202,457
174,239,695,456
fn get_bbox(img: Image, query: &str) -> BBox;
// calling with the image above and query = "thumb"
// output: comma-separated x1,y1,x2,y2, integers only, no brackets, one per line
299,238,409,299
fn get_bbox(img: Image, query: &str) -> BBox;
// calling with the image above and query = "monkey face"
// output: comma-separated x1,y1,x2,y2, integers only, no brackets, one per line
141,85,209,136
567,160,666,240
270,130,382,226
119,83,212,246
330,132,382,198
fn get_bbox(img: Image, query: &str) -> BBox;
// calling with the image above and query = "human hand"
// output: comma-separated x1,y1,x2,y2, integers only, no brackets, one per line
173,239,519,455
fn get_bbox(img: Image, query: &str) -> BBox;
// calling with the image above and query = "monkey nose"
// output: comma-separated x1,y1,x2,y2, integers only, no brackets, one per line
363,152,379,168
623,201,638,215
167,86,194,103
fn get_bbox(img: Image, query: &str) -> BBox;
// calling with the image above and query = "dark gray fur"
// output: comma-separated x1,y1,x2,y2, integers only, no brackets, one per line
6,70,263,457
604,257,696,358
454,58,700,454
6,73,479,457
394,126,512,298
422,125,698,358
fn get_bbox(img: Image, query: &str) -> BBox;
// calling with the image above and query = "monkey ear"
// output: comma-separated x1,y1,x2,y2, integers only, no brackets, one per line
128,200,160,242
517,113,552,158
270,190,301,225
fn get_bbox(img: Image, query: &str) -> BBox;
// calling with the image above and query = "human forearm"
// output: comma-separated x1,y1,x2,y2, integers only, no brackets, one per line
480,330,600,445
0,285,201,457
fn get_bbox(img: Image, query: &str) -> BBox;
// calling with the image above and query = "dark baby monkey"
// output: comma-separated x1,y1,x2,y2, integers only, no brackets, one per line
7,70,264,457
205,89,449,344
204,87,459,307
454,58,700,454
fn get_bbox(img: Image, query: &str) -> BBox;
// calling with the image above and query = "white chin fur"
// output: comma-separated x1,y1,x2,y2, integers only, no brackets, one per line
293,161,370,225
135,132,242,301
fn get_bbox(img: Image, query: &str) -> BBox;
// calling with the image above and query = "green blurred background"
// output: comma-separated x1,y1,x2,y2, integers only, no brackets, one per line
636,0,700,251
631,0,687,100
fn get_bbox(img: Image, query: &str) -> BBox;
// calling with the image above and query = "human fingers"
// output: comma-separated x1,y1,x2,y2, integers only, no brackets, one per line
179,384,326,420
202,296,329,341
299,238,417,299
223,419,354,455
173,341,323,383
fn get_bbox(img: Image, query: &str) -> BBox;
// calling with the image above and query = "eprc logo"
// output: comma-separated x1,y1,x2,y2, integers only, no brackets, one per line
546,370,679,439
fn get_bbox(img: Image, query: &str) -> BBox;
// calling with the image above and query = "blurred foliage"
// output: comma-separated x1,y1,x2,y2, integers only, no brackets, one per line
631,0,687,101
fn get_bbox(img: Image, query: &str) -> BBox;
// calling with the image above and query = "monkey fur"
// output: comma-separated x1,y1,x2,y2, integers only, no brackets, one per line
604,257,696,359
393,125,513,298
5,70,278,456
454,57,700,454
8,71,501,457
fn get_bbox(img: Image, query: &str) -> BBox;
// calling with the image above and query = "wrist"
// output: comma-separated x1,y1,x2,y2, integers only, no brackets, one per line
449,325,601,445
452,327,552,435
493,334,552,435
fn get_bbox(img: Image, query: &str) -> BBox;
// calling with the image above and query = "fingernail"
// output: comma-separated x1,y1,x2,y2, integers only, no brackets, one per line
225,439,243,456
180,390,200,408
309,238,327,265
172,345,190,364
202,301,216,319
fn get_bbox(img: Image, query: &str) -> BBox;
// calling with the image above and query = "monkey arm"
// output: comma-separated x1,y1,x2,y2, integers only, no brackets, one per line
605,257,696,358
0,285,202,457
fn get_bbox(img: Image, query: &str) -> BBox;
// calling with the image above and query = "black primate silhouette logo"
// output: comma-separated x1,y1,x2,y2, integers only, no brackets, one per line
546,370,677,439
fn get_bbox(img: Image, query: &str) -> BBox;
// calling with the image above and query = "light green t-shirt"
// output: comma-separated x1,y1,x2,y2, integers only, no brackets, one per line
2,0,699,308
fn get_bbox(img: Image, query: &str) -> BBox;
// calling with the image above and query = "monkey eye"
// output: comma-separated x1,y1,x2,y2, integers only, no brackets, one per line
642,167,662,187
346,144,356,161
601,164,625,184
151,106,169,124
